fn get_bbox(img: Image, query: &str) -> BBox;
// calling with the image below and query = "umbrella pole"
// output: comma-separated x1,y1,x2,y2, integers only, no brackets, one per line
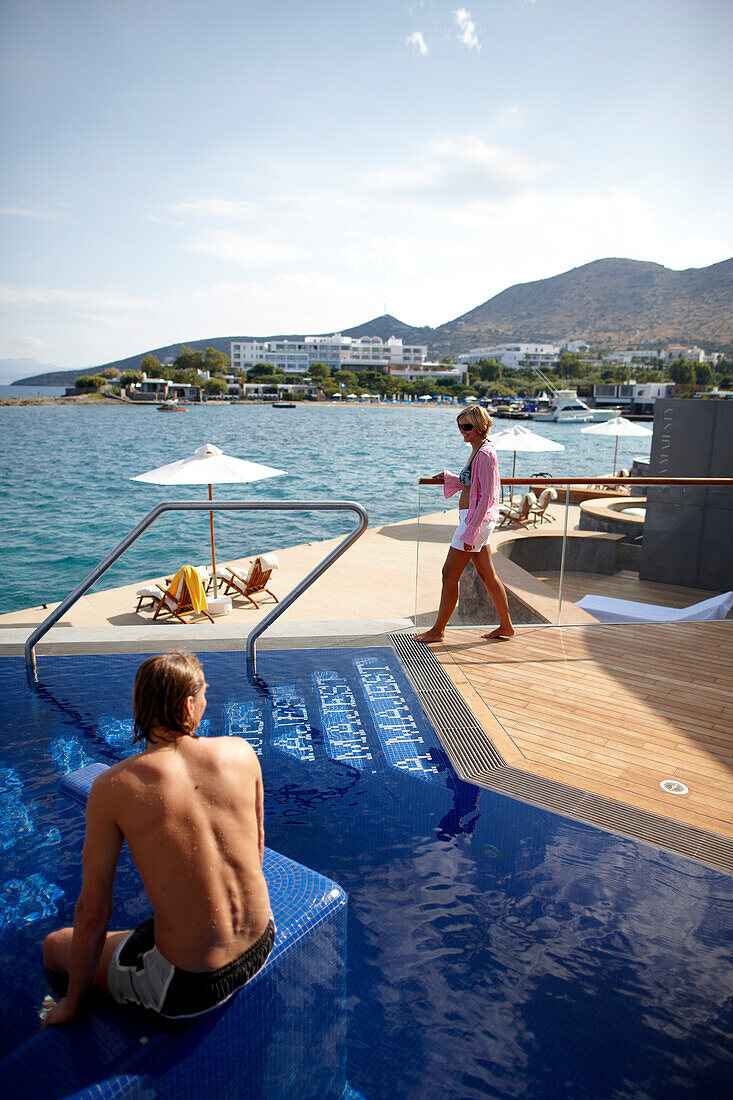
613,436,619,475
208,484,218,598
511,452,517,506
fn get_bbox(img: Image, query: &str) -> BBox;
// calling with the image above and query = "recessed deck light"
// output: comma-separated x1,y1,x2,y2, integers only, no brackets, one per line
660,779,689,795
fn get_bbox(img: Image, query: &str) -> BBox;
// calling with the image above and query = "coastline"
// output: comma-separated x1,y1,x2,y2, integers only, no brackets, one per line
0,394,130,406
0,396,458,408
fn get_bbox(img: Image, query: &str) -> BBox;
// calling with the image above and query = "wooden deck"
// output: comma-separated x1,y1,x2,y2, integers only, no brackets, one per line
431,621,733,848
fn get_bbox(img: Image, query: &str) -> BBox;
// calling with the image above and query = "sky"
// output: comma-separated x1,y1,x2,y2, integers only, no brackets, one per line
0,0,731,375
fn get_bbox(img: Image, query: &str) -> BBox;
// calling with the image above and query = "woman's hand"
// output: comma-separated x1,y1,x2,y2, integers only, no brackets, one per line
433,472,444,483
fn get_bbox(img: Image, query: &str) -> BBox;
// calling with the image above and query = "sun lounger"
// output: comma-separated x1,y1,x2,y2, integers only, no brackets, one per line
215,553,280,608
136,566,212,613
529,487,557,526
498,492,536,529
576,591,733,624
135,583,167,612
151,566,214,624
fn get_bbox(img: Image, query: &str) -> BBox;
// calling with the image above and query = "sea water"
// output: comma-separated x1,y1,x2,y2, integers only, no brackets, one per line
0,403,651,615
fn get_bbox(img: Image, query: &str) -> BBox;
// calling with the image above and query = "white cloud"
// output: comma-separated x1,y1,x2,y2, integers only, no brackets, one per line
405,30,429,56
339,232,418,278
0,284,141,310
169,199,256,219
367,135,549,200
2,143,729,369
186,231,302,266
0,206,62,221
454,8,480,50
0,274,374,368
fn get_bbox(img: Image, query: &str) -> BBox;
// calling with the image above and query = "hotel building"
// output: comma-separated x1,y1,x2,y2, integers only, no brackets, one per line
231,334,429,375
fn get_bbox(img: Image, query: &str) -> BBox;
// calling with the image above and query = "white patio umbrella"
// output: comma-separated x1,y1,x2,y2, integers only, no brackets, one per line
490,425,565,503
131,444,285,596
580,416,653,473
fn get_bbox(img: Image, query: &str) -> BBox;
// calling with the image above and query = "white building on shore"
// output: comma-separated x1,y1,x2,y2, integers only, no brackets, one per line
388,363,468,383
458,343,561,371
592,380,675,413
603,345,721,366
231,334,428,374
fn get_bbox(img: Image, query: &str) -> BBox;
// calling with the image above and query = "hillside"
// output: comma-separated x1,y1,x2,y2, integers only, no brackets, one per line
13,256,733,386
12,337,239,388
429,257,733,356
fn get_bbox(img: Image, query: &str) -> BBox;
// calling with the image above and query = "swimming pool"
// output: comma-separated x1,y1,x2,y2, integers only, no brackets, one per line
1,646,731,1097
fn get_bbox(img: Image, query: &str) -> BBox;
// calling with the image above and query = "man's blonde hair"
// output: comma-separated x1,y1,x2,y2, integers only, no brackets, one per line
133,651,205,744
457,404,493,438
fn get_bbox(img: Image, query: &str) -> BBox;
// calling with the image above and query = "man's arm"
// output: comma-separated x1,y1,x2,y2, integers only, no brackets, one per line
43,775,123,1027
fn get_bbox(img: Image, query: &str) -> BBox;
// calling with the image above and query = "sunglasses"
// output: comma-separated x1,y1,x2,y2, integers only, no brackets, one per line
457,422,474,432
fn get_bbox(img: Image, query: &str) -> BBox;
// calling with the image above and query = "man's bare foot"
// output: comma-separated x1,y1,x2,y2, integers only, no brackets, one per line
413,630,445,643
481,625,515,640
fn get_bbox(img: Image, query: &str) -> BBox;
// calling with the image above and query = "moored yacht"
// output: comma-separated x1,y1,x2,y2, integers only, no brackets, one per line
529,389,594,422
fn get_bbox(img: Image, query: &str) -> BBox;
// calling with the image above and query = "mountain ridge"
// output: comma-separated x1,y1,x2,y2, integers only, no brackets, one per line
13,256,733,386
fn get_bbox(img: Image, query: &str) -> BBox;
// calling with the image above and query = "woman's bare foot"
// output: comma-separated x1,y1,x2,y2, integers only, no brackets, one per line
413,630,445,643
481,625,515,640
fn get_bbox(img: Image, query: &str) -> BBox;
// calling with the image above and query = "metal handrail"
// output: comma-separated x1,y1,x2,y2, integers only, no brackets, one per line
420,477,733,486
25,499,368,682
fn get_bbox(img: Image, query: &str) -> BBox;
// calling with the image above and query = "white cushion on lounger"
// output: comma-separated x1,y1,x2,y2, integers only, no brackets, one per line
576,591,733,624
258,553,279,571
136,584,165,598
215,563,254,583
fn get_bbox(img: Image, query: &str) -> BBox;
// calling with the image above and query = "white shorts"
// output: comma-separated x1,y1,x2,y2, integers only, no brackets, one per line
450,510,496,552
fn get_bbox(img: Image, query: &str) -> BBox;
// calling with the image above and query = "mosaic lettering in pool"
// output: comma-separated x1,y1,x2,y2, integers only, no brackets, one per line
0,649,731,1098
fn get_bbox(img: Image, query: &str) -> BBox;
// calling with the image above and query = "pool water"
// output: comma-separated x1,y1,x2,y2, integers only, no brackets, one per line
1,648,732,1098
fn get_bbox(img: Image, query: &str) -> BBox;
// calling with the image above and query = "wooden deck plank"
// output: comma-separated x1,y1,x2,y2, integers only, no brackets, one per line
432,621,733,845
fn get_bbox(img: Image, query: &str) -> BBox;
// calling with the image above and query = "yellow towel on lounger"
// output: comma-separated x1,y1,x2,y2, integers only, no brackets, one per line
166,566,208,613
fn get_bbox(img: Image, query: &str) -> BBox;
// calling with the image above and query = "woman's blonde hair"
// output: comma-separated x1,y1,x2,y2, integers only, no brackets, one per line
457,404,493,438
133,651,205,744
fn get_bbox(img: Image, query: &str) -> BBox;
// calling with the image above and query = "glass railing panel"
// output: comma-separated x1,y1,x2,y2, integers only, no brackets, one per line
556,482,731,626
414,479,733,632
413,478,573,632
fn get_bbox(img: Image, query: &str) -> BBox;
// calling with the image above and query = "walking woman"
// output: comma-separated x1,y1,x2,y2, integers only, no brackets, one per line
415,404,514,643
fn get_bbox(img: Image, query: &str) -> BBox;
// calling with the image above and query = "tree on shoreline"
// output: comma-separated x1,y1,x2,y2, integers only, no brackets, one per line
204,376,228,396
140,353,162,376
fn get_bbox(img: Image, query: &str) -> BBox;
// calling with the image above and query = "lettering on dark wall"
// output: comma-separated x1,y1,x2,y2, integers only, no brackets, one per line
658,405,674,474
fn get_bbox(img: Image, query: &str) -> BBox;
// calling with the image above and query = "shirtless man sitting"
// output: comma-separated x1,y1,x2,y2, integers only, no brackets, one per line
41,651,273,1026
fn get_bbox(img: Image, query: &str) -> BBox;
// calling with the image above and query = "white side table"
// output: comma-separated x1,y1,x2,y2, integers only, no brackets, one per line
206,596,233,617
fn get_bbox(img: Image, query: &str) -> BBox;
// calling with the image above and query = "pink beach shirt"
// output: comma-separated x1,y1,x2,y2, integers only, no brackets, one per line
442,441,502,546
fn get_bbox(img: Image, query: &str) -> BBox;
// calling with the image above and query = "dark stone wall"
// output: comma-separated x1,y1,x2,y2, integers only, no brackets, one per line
640,399,733,590
499,535,619,575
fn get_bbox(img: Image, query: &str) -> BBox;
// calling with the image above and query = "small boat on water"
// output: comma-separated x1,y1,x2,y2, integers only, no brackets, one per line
530,391,594,422
157,399,186,412
272,401,296,408
587,406,625,422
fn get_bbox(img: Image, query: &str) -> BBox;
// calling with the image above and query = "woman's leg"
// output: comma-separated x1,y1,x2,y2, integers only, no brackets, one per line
473,546,515,639
414,547,471,642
